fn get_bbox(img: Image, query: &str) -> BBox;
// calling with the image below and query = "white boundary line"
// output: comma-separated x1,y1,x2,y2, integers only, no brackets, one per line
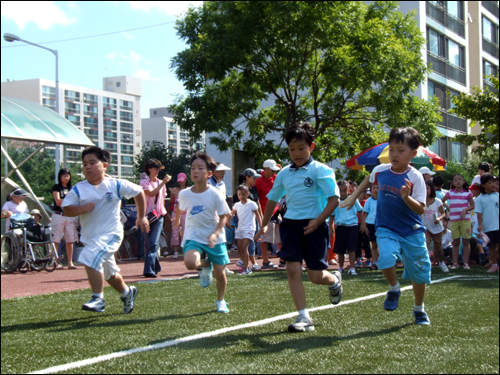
30,275,489,374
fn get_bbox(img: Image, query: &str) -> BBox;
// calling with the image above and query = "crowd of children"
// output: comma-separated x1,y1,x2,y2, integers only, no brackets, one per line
5,124,498,332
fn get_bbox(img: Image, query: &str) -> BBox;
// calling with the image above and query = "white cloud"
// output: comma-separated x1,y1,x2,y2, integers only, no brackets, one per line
127,1,203,16
134,68,158,82
1,1,76,30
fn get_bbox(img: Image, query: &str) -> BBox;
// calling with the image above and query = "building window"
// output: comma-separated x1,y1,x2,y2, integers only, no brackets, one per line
482,16,500,58
426,1,465,37
428,79,467,132
84,105,98,116
121,156,134,165
84,117,98,127
120,111,133,122
83,93,98,105
103,108,117,119
121,144,134,155
121,166,133,176
84,128,99,141
116,82,121,88
104,142,118,152
104,131,117,142
64,90,80,102
120,133,133,144
427,27,466,84
104,120,117,132
120,100,133,111
103,97,117,108
65,102,80,114
66,114,80,126
120,122,133,133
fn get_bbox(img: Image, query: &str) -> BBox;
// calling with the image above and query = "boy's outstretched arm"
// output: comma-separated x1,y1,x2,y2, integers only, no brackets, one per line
401,178,425,215
134,191,150,233
255,200,278,240
304,196,339,235
340,176,372,210
63,203,95,217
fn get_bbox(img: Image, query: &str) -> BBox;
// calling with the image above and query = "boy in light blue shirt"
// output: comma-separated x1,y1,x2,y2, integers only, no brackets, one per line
256,122,343,333
332,180,365,275
363,184,379,270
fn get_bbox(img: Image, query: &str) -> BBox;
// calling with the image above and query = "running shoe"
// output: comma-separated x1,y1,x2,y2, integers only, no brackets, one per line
414,311,431,325
288,315,314,332
230,245,238,252
439,262,450,273
216,299,229,313
121,286,138,314
251,263,261,271
463,263,471,270
371,263,378,270
365,260,372,268
328,259,338,266
355,260,362,267
173,252,178,259
449,263,459,270
82,296,106,313
347,268,358,275
329,270,343,305
198,263,213,288
225,267,234,275
239,268,252,275
383,290,401,311
262,261,278,269
279,260,286,267
487,264,499,273
236,259,244,268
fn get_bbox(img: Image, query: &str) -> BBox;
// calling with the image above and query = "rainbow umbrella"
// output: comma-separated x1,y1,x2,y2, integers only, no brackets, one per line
346,143,446,172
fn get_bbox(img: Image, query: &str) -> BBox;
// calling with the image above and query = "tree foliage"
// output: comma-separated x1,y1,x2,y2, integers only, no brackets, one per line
171,1,442,166
450,75,499,156
133,141,192,188
1,141,83,204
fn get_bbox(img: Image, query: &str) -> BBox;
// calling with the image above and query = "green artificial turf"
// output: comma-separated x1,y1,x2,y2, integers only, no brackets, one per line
1,268,498,374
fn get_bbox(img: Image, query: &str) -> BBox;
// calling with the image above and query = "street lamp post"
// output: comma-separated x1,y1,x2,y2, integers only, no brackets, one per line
3,32,61,183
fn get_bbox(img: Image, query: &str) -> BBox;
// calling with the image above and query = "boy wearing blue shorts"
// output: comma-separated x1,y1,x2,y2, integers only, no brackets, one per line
62,146,149,314
173,152,231,313
256,122,343,332
341,127,431,325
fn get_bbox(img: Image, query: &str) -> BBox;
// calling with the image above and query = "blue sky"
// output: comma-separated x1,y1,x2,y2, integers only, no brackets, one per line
1,1,203,116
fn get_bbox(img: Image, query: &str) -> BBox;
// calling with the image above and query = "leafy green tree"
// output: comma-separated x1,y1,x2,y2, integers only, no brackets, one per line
450,75,499,155
1,141,83,204
133,141,192,187
171,1,442,166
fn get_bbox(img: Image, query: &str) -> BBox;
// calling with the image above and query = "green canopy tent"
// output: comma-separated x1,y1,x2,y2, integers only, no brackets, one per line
1,96,94,228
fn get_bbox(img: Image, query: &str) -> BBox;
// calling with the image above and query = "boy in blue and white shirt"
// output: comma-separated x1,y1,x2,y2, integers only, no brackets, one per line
62,146,149,314
341,127,431,325
256,122,342,333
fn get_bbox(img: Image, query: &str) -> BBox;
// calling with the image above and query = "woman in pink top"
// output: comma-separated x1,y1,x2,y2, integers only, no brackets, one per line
441,174,475,270
140,158,171,278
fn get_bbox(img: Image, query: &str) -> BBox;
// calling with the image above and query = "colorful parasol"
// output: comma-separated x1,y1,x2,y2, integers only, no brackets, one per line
346,143,446,172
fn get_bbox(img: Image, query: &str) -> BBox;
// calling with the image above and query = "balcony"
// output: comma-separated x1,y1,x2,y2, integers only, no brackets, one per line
484,79,498,93
427,52,466,85
482,37,499,59
426,2,465,37
482,1,499,18
439,110,467,133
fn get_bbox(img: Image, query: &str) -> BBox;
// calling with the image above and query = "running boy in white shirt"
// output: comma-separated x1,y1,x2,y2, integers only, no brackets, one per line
173,152,232,313
62,147,149,314
231,184,262,275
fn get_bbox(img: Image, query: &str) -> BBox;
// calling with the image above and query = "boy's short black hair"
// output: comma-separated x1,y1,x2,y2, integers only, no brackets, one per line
236,184,250,193
478,162,491,173
425,180,436,199
388,127,422,150
285,122,315,146
190,151,217,173
337,180,349,187
480,173,494,194
82,146,110,163
432,175,445,188
349,181,358,188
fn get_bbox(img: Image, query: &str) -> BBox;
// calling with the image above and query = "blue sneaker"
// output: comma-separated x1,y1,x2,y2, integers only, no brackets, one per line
355,260,362,267
414,311,431,325
365,260,372,268
383,290,401,311
216,299,229,313
198,263,213,288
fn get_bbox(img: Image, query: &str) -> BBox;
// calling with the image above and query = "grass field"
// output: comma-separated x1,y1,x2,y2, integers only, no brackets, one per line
1,268,499,374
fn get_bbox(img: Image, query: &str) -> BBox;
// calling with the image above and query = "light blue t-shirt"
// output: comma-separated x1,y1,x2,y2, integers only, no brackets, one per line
436,189,447,211
332,197,363,226
267,157,339,220
474,192,499,233
363,197,378,225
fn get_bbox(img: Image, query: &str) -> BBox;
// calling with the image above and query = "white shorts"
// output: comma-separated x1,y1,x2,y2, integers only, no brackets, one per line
235,228,255,240
79,233,122,281
51,214,78,243
263,222,281,244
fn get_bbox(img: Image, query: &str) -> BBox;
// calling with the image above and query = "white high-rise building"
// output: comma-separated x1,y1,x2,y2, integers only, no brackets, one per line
1,76,143,179
142,107,206,155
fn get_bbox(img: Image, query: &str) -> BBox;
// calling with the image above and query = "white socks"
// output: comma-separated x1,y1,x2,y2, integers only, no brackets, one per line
389,282,400,292
298,309,310,319
120,286,130,297
414,303,425,312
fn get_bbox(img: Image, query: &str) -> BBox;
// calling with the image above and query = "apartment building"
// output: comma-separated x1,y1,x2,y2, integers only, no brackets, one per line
142,107,206,155
1,76,142,179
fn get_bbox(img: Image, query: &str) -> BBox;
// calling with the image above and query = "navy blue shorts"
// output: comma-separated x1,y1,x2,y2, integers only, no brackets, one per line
334,225,359,254
279,218,329,271
367,223,377,242
485,230,499,246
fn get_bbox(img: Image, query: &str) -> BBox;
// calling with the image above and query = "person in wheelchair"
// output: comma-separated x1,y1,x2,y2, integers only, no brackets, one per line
1,188,29,232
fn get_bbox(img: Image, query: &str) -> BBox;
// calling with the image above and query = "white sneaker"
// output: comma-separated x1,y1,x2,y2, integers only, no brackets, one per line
236,259,244,268
198,263,213,288
347,268,357,275
121,286,138,314
239,268,252,275
329,259,338,265
216,299,229,313
230,245,238,252
82,296,105,313
225,267,234,275
439,262,449,273
288,315,314,332
251,263,261,271
173,252,178,259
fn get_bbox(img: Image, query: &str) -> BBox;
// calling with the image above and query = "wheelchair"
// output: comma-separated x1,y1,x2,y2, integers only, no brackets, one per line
1,213,61,273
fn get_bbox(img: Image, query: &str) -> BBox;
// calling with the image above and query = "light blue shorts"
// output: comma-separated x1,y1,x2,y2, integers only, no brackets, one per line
376,227,431,285
183,240,230,266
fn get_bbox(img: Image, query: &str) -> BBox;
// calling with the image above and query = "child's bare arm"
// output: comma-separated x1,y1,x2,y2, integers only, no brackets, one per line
304,196,339,235
208,214,227,248
254,209,262,229
401,178,425,215
63,203,95,217
340,176,371,210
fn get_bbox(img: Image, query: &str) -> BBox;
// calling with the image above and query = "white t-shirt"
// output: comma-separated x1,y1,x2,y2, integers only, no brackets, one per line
233,201,258,231
471,175,481,187
2,201,29,232
442,229,452,248
62,178,142,245
421,198,445,234
178,185,231,247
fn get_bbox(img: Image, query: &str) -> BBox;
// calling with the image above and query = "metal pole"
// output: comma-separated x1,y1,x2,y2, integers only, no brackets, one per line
55,49,61,182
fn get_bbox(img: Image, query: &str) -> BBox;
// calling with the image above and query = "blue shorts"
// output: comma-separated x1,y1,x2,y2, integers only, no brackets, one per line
376,227,431,285
183,240,230,266
279,218,328,271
